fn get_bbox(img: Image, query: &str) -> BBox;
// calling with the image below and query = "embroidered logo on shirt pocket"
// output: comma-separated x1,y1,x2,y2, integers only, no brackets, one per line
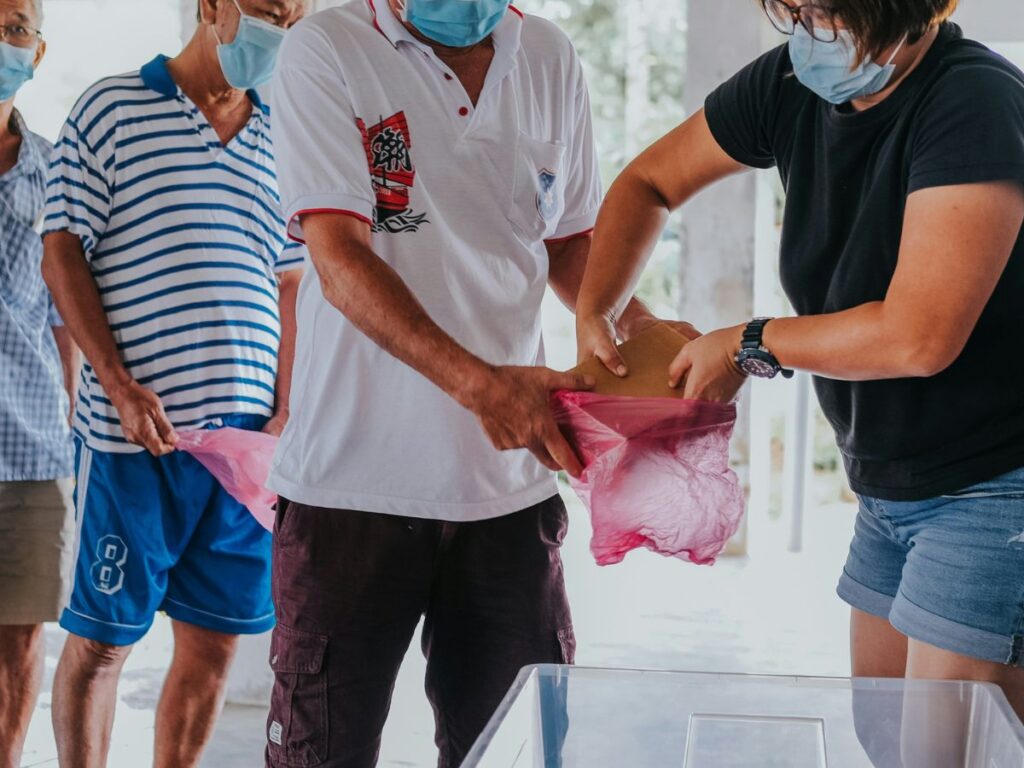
508,132,566,241
267,624,328,767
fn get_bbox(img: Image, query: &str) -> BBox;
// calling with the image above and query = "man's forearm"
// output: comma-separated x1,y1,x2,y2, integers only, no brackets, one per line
304,216,491,408
51,325,80,413
547,234,591,313
41,232,132,397
273,270,301,417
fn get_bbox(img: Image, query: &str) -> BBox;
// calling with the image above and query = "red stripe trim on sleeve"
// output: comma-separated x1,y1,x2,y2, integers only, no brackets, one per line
509,5,524,18
544,228,594,245
288,209,374,244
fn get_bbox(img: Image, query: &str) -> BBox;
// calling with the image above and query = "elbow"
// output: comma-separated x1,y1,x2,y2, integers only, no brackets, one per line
635,166,674,212
316,273,349,315
613,161,672,212
896,334,964,378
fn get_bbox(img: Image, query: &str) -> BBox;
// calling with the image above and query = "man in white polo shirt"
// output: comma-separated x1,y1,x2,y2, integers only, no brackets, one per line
267,1,671,765
41,0,306,764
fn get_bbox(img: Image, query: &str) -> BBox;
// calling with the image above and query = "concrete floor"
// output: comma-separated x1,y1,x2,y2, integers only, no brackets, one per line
20,490,858,767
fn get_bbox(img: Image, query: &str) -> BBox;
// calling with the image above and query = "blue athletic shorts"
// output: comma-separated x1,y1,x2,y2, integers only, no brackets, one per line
60,414,275,646
837,465,1024,666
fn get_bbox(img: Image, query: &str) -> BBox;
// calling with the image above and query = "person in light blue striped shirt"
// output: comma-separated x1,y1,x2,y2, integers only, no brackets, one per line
41,1,307,764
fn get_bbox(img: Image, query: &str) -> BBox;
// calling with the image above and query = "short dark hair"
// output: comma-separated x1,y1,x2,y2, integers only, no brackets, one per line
829,0,960,60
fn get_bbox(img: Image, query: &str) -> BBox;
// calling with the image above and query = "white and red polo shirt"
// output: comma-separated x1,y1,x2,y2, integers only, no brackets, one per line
268,0,602,520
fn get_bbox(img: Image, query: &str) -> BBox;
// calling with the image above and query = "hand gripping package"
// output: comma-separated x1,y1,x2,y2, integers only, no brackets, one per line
552,325,745,566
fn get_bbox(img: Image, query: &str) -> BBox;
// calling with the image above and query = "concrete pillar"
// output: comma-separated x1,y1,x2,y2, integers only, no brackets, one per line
680,0,769,334
680,1,771,554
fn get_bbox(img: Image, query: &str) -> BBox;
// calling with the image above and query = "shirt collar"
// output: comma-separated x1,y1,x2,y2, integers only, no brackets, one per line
366,0,524,57
140,54,265,111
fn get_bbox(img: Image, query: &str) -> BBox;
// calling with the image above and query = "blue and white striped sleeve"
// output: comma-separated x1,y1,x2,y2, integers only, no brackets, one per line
42,110,113,259
275,240,307,273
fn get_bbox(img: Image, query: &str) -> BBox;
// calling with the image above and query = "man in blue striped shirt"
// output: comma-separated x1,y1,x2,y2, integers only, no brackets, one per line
0,2,77,765
41,0,307,763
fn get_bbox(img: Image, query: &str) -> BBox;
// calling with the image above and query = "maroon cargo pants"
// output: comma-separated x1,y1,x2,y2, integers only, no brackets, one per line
265,495,575,768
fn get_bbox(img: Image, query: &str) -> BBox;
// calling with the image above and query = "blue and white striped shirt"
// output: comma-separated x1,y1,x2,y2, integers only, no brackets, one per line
43,55,305,454
0,110,73,481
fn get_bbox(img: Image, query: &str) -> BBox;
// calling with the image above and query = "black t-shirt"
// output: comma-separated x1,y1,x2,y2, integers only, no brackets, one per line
705,23,1024,501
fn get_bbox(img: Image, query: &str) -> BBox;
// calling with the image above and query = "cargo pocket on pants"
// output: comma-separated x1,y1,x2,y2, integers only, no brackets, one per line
267,624,328,767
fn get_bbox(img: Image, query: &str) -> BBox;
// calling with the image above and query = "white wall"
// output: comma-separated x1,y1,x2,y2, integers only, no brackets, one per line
19,0,184,141
953,0,1024,43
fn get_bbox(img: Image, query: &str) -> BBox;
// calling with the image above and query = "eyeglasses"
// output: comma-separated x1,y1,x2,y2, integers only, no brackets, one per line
0,22,42,48
762,0,841,43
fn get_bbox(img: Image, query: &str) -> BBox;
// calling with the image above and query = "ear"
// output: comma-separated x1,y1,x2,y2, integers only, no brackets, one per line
198,0,218,25
32,38,45,70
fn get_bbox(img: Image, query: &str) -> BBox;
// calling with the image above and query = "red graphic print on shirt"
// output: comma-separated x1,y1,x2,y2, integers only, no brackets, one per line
357,112,429,234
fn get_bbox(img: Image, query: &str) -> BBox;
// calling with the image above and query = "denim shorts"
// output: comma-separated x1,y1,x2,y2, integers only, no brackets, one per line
837,465,1024,666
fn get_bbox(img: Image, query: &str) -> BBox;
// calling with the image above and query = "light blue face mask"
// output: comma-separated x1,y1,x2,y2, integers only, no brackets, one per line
403,0,512,49
789,25,905,105
0,41,36,102
215,0,287,90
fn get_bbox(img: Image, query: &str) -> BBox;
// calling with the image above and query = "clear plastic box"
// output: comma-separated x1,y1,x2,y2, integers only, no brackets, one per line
463,666,1024,768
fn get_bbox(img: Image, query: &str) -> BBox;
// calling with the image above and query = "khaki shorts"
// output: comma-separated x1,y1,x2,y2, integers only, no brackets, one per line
0,478,76,624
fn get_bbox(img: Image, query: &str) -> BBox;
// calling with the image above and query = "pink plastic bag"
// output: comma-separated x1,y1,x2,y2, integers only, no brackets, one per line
175,427,279,532
551,391,745,566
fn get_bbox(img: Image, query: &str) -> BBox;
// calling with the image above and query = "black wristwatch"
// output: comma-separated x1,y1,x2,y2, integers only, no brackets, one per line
735,318,794,380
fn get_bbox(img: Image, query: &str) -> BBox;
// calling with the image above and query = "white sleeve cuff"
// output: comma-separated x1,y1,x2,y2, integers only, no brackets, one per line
547,208,599,243
286,193,376,242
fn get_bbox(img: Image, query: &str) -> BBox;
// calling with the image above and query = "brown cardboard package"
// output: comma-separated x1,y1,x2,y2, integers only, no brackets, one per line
570,323,691,399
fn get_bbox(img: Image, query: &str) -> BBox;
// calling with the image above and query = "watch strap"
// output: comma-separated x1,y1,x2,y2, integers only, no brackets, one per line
741,317,772,351
739,317,795,379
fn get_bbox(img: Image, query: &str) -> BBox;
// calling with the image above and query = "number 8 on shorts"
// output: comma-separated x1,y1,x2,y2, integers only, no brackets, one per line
91,535,128,596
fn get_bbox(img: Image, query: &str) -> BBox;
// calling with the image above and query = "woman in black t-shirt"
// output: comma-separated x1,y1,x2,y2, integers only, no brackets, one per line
576,0,1024,724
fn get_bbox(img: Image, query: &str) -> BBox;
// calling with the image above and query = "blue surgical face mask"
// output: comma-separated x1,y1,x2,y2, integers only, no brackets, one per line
0,41,36,102
402,0,511,49
789,25,905,105
214,0,287,90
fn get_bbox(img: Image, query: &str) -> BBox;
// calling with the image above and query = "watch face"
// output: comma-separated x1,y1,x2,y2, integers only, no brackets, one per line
737,352,778,379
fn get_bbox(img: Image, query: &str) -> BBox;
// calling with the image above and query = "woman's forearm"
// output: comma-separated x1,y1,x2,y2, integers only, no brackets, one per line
764,302,959,381
765,183,1024,382
577,109,747,326
547,229,662,340
575,169,670,322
